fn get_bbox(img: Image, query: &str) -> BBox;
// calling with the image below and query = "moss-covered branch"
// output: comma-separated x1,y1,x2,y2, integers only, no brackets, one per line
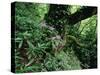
67,35,87,47
67,35,96,48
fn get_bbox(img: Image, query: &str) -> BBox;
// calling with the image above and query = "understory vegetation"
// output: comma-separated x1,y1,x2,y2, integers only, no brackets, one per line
12,2,97,73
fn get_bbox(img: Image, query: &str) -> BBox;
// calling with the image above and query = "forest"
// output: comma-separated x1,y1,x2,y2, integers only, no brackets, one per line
11,2,97,73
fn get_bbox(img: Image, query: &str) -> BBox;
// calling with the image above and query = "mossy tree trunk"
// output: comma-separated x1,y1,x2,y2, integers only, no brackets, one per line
45,4,70,36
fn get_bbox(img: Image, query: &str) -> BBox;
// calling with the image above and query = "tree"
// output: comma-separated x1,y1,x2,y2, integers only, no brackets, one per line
12,2,97,73
68,6,97,25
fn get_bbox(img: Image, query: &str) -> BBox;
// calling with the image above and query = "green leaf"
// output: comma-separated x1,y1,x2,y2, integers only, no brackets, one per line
25,59,34,67
15,56,23,60
18,40,23,49
27,40,34,50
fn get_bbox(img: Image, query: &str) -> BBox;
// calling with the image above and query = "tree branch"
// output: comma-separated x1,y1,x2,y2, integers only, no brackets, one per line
68,7,97,25
67,35,87,47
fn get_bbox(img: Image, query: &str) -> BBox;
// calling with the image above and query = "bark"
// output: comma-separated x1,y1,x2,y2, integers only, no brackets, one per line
68,7,97,25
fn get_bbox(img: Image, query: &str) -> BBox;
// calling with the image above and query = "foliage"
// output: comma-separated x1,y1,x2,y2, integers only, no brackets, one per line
13,2,97,73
